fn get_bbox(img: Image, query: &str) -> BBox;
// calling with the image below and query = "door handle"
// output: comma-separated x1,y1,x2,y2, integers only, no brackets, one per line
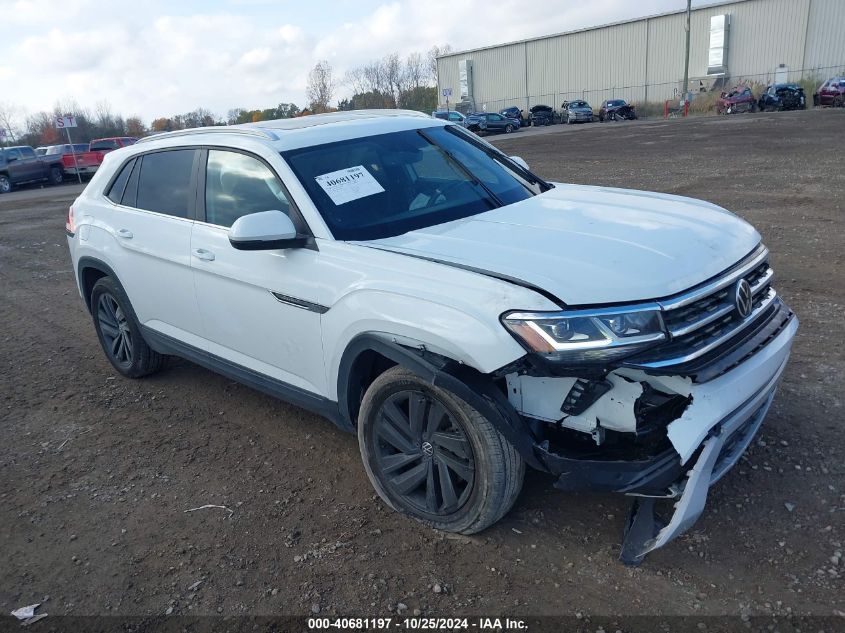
117,228,133,239
192,248,215,262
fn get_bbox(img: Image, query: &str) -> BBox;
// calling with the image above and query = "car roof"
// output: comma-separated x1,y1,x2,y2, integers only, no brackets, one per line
130,110,446,153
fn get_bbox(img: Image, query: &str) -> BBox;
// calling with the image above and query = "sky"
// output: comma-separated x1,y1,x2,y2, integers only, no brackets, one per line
0,0,710,125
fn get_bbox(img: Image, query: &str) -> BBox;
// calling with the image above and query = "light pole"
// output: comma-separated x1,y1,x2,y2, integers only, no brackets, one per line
682,0,692,105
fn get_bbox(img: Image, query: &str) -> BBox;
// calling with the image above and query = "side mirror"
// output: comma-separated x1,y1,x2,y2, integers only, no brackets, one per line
510,156,529,171
229,210,305,251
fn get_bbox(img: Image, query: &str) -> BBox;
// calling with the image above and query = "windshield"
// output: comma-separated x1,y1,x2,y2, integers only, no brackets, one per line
282,125,548,241
570,101,588,108
607,100,625,107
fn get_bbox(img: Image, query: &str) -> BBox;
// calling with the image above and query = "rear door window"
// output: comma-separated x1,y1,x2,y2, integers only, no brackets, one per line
135,150,197,218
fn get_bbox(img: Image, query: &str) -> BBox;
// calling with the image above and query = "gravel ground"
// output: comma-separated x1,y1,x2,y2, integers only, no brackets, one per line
1,110,843,626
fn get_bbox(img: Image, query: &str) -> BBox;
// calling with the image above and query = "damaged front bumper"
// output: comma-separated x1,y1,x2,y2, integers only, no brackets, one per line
515,308,798,564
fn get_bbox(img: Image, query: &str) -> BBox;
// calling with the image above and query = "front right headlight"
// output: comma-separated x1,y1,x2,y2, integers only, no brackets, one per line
502,305,666,364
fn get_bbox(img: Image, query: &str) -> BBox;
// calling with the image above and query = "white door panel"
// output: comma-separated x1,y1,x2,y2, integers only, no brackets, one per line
98,202,201,339
190,223,327,396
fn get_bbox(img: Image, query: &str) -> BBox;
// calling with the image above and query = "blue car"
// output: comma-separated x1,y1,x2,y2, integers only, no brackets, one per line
499,106,527,126
465,112,520,135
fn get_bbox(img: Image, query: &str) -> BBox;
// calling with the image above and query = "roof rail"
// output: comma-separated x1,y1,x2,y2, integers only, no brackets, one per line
135,126,280,144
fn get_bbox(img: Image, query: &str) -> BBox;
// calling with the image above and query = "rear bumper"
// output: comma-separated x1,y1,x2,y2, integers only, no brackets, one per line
65,165,98,175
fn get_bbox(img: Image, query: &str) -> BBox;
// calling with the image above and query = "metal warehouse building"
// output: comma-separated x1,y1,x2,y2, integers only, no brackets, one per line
436,0,845,113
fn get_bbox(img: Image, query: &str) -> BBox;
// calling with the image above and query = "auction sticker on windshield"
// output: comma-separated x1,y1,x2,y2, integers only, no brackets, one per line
315,165,385,205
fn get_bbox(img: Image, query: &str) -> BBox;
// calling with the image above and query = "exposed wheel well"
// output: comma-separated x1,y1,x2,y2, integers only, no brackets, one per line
80,266,110,313
344,349,397,427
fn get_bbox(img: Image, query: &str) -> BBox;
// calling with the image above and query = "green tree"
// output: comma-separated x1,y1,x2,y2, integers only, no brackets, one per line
398,86,437,113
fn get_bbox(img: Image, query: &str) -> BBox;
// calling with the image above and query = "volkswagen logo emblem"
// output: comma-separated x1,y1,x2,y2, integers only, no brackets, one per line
421,441,434,458
735,279,753,318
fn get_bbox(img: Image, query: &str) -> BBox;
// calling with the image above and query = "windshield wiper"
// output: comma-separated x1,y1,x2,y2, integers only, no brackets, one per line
416,129,504,209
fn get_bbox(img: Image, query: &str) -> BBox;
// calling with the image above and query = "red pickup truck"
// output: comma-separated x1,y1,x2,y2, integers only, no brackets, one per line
60,136,138,178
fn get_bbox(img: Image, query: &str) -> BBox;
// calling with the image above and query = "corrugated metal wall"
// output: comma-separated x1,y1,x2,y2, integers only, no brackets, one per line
437,0,845,111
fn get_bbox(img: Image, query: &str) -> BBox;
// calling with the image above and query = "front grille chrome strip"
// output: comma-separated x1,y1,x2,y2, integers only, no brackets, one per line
667,267,774,338
657,245,769,312
638,288,778,369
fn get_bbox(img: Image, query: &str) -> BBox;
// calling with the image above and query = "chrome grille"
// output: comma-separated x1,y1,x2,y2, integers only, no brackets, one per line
635,246,778,369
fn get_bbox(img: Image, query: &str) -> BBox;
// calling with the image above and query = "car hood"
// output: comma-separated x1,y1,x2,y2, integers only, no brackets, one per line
362,184,760,306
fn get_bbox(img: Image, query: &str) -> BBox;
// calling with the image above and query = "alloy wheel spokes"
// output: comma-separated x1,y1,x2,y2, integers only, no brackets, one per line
374,390,474,516
98,294,133,365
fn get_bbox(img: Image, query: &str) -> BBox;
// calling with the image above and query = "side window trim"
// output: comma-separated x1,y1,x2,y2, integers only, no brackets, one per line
196,146,312,238
105,157,135,203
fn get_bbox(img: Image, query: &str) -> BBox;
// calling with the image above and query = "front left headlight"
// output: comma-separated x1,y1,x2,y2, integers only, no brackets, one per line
502,306,666,364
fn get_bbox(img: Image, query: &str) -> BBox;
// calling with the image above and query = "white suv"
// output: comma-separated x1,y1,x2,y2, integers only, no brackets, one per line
66,111,797,564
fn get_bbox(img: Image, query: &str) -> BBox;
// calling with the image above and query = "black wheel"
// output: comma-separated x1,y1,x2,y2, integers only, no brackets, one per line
0,174,10,194
358,366,524,534
834,96,844,108
505,124,514,133
91,277,167,378
49,166,63,185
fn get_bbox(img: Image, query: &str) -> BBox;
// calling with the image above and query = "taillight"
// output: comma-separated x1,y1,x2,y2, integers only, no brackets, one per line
66,206,76,234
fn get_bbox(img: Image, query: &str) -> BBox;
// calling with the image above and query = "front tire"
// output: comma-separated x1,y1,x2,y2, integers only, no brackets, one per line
0,174,11,194
49,166,63,185
358,366,524,534
505,124,514,133
91,277,167,378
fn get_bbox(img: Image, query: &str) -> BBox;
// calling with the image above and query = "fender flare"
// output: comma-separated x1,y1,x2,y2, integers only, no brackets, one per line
337,333,543,470
76,256,122,313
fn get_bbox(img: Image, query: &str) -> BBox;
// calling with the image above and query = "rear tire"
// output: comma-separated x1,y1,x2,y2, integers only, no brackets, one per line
358,366,524,534
90,277,167,378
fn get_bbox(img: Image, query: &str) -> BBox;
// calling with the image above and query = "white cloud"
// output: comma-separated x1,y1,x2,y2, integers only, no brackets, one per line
0,0,698,124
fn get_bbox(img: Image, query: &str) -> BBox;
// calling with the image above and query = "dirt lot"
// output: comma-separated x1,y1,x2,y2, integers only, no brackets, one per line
1,111,843,627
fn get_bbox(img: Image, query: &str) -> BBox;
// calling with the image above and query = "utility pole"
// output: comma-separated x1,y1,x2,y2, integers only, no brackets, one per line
682,0,692,105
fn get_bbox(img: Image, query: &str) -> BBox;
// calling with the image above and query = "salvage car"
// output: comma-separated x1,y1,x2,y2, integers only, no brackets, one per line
598,99,637,121
562,100,594,124
527,105,556,126
758,84,806,111
66,111,797,564
499,106,527,127
431,110,467,127
466,112,519,134
717,86,757,114
0,145,64,193
813,76,845,107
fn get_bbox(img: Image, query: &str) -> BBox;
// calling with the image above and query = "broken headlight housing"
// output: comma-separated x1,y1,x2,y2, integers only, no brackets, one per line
502,305,667,363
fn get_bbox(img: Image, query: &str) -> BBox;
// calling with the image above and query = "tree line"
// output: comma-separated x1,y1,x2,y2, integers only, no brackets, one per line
0,45,451,147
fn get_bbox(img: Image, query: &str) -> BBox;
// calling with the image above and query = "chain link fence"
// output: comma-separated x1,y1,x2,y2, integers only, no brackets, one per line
446,63,845,115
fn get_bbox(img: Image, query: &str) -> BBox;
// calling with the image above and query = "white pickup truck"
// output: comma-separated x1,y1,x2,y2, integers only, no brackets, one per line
66,111,797,563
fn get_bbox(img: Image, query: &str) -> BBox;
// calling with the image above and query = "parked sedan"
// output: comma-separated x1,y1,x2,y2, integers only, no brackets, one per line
527,105,556,126
466,112,519,135
813,76,845,107
717,86,757,114
561,100,593,123
499,106,527,127
758,84,806,111
598,99,637,122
